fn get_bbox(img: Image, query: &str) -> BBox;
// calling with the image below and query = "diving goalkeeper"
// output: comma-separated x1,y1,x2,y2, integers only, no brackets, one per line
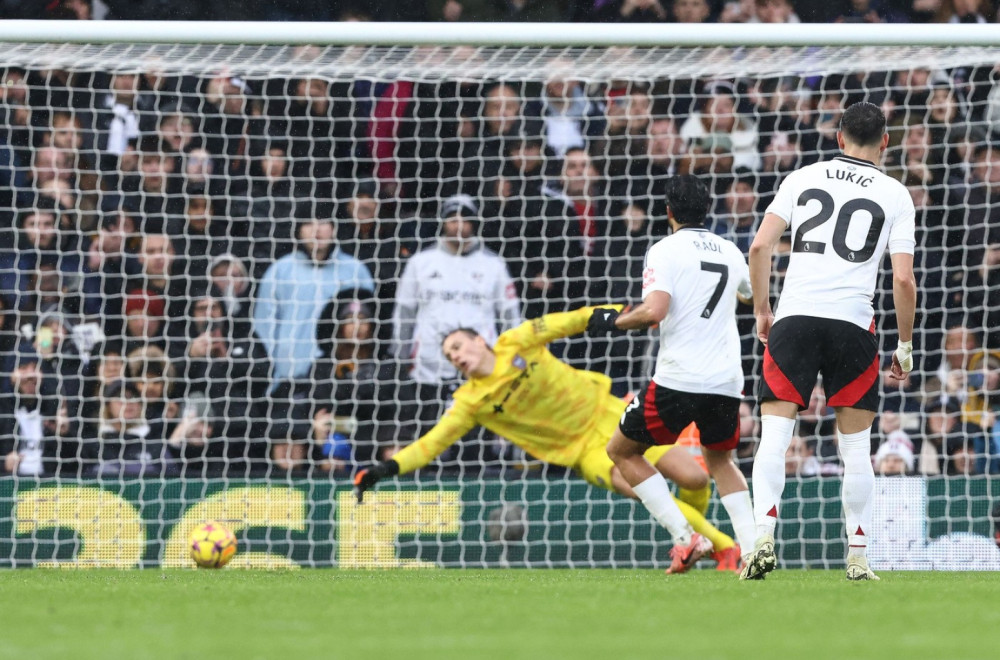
354,306,741,573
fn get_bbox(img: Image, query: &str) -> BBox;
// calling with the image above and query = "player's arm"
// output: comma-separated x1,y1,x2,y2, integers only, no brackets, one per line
354,398,477,502
611,291,669,330
748,212,787,344
889,251,917,380
506,306,623,347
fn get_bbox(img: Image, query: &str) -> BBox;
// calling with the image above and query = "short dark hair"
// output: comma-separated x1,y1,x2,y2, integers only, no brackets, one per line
664,175,711,227
441,327,481,347
840,102,886,147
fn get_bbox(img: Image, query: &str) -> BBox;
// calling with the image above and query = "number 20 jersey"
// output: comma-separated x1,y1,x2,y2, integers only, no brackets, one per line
643,228,751,399
765,155,916,331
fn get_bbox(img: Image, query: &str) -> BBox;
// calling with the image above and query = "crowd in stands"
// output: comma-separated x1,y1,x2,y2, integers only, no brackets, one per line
1,30,1000,481
5,0,1000,25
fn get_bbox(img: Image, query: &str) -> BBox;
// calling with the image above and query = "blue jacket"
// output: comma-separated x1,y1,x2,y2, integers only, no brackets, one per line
253,249,374,383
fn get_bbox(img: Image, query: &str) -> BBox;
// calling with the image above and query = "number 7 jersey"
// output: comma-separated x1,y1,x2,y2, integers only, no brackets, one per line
643,227,752,398
765,155,916,330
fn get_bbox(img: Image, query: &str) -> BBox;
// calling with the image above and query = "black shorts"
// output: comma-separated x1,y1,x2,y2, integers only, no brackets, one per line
759,316,879,412
619,381,741,451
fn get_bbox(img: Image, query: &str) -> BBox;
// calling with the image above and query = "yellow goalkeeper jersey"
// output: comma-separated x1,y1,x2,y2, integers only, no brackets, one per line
393,306,624,475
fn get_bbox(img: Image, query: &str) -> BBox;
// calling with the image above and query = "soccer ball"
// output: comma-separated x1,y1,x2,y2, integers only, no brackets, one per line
189,521,238,569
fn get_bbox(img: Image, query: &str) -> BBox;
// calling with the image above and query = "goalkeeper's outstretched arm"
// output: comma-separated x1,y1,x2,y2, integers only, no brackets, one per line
354,398,477,502
503,305,623,347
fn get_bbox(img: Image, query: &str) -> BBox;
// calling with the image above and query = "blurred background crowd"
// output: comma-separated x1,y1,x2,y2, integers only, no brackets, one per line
1,4,999,483
4,0,1000,25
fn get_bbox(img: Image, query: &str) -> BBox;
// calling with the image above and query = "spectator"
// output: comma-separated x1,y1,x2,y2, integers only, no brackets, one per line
719,0,757,21
168,189,249,294
874,437,916,475
597,86,653,201
785,435,821,477
157,108,197,155
274,289,396,471
919,400,987,475
647,117,686,177
671,0,711,22
0,201,88,318
336,179,416,347
83,210,141,337
178,294,271,475
750,0,800,22
710,169,759,254
125,136,183,233
923,326,1000,430
95,69,152,169
591,0,669,21
525,61,604,157
122,288,168,355
460,83,522,200
680,82,760,176
393,194,520,442
79,340,125,438
833,0,910,22
125,344,177,432
82,378,173,478
247,142,295,280
133,232,191,353
941,0,993,22
207,253,255,337
0,341,73,477
253,205,375,386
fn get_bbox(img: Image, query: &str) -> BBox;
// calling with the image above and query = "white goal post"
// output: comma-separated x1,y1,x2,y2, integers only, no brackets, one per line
0,22,998,570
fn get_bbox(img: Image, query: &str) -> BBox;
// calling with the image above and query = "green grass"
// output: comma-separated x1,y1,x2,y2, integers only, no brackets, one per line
1,570,997,660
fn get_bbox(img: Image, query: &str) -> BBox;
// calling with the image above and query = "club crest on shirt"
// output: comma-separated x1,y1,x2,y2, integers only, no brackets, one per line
512,355,526,370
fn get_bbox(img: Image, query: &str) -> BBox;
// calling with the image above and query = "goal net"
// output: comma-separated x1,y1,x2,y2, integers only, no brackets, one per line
1,24,998,570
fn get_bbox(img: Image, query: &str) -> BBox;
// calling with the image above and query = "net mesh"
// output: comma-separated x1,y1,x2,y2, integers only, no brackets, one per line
0,40,998,569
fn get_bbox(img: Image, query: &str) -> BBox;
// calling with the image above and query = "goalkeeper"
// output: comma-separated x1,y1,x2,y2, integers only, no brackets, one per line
354,306,741,573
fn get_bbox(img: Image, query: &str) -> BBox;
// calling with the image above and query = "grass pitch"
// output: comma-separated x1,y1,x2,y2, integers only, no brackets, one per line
1,570,997,660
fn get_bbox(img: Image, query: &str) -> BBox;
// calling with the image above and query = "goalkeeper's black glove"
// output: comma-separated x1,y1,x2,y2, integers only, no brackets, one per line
586,308,622,336
353,460,400,503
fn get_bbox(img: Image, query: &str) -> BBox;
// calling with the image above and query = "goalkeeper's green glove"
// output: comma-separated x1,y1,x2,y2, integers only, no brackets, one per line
353,460,400,503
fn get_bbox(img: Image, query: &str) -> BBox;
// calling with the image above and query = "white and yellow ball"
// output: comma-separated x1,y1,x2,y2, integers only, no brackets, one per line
189,521,238,569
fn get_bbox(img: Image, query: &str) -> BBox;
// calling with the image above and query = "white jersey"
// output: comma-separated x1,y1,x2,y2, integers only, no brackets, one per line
394,240,521,384
765,155,916,330
643,228,751,398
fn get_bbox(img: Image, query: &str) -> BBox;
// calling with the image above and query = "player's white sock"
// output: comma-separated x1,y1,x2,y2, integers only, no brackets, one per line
839,427,875,559
752,415,796,539
720,490,756,555
633,473,693,544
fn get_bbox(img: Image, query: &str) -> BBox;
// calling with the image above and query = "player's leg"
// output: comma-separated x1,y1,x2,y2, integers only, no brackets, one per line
610,383,712,572
825,320,881,581
606,429,694,542
836,406,880,581
651,445,710,506
694,394,756,572
607,465,735,558
747,318,819,579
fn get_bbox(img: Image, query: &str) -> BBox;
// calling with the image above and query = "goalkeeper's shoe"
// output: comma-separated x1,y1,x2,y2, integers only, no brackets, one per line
712,544,742,572
665,533,713,575
739,535,776,581
846,556,880,581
